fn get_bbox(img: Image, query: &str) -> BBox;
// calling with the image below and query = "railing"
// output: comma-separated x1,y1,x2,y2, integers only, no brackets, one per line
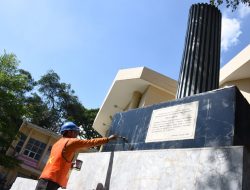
17,154,39,169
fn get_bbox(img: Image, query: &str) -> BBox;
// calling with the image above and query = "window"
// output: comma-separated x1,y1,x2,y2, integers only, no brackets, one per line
15,133,27,153
23,138,46,161
41,145,52,167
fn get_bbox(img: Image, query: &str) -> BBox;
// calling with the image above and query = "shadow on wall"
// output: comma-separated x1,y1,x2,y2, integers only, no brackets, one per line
195,147,249,190
94,151,114,190
94,147,249,190
95,183,105,190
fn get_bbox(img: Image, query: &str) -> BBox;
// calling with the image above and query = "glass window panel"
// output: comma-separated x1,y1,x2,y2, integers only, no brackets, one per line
29,152,35,158
15,133,27,153
40,143,46,149
37,149,43,154
29,139,34,144
34,154,40,160
32,146,38,152
16,147,21,153
22,138,46,160
20,135,26,140
34,141,40,146
26,144,32,150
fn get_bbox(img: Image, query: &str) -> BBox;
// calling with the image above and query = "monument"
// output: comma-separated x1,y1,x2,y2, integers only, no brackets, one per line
65,3,250,190
176,3,221,99
10,3,250,190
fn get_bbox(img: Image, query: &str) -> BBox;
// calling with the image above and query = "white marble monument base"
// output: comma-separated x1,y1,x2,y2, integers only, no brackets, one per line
11,146,250,190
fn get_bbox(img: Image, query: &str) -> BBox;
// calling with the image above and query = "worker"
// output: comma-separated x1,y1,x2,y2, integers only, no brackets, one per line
35,121,118,190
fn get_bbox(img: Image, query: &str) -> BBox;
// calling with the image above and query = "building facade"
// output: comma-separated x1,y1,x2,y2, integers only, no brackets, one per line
93,44,250,136
219,44,250,103
0,121,60,189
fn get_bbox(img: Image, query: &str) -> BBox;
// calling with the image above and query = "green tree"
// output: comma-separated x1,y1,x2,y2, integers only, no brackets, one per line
24,93,55,129
37,70,101,138
210,0,250,11
0,52,101,169
0,51,33,168
80,108,101,139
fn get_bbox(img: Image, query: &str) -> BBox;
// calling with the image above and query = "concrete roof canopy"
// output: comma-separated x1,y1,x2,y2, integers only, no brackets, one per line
92,67,177,136
220,44,250,85
93,44,250,137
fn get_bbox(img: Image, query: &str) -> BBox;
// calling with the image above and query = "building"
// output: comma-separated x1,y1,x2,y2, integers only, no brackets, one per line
93,44,250,136
2,44,250,189
93,67,177,136
0,121,60,189
219,44,250,102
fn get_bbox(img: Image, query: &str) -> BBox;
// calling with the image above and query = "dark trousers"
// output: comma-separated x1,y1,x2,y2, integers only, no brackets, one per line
35,178,61,190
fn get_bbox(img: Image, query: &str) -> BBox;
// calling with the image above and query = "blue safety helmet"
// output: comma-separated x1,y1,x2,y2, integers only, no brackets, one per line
60,121,80,135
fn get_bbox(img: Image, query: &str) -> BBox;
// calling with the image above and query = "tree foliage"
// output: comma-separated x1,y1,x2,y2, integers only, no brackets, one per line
210,0,250,11
24,93,55,128
36,70,101,138
0,52,101,169
0,52,31,168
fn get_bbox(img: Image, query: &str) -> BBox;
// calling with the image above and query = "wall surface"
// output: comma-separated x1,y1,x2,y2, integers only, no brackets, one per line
10,177,38,190
10,146,250,190
221,78,250,104
103,86,250,152
139,85,175,108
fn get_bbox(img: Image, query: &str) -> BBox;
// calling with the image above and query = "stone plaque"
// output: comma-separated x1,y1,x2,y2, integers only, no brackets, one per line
145,101,199,142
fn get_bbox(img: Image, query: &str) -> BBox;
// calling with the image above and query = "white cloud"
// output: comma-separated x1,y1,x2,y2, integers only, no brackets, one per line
238,3,250,18
221,16,242,52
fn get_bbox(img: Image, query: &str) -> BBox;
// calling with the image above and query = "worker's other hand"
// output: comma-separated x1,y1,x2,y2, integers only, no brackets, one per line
108,134,118,141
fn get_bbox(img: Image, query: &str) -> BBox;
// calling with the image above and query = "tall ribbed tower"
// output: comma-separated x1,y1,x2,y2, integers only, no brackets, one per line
176,4,221,99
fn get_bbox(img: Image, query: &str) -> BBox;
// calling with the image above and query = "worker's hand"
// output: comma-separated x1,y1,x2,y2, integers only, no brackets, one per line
108,134,118,141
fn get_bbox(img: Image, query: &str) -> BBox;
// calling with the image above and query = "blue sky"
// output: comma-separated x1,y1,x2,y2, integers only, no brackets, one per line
0,0,250,108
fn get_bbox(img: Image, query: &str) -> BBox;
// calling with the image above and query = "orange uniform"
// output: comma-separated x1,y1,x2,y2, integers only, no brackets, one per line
40,137,109,188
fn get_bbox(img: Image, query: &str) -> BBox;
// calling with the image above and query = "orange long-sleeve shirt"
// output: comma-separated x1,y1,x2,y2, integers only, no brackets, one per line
40,137,109,188
63,137,109,161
